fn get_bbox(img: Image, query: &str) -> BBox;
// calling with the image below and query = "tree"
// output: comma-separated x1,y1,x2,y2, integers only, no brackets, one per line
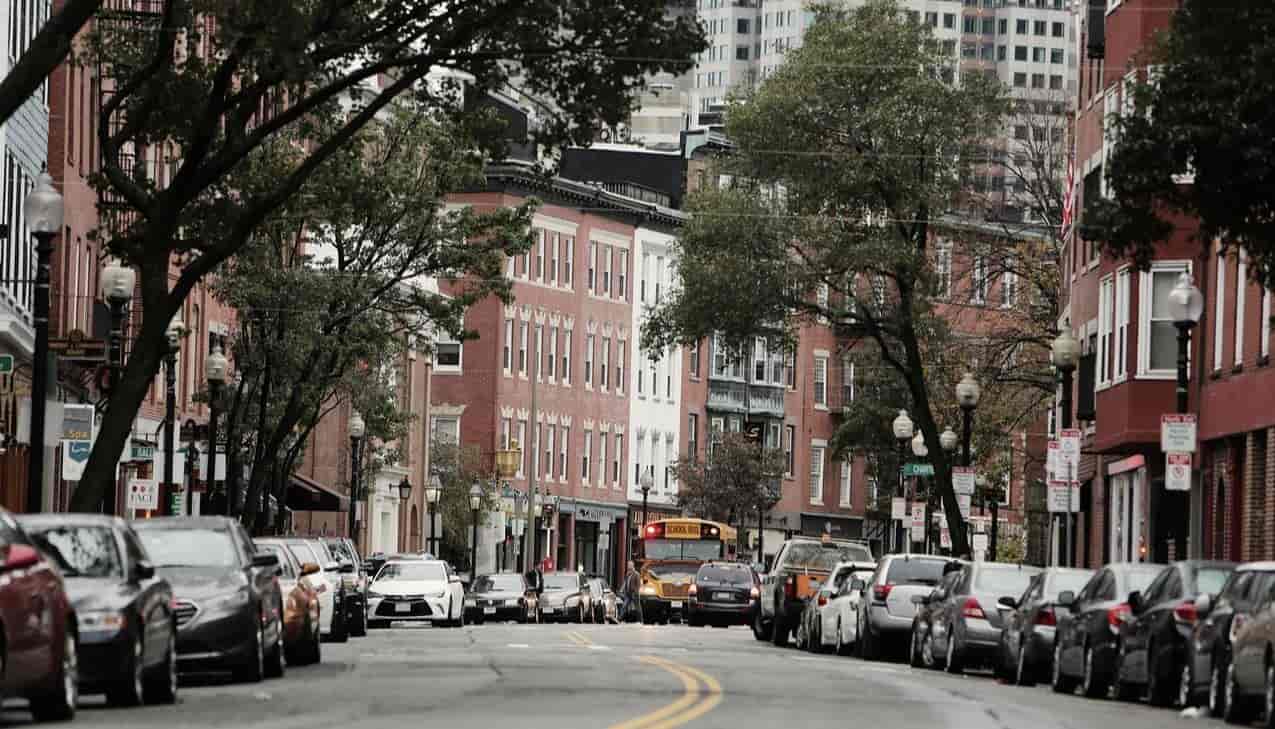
671,434,785,531
0,0,102,127
1091,0,1275,289
69,0,705,511
642,0,1006,554
210,103,526,533
428,436,500,570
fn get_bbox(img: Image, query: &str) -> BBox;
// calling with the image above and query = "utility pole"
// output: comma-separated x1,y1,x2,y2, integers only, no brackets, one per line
521,318,539,574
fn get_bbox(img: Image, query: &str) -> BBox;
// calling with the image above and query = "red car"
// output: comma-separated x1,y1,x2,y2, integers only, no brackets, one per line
0,508,78,721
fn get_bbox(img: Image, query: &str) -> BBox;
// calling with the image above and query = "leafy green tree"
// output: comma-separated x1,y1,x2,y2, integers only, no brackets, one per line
69,0,705,511
1090,0,1275,289
671,433,785,534
642,0,1006,554
428,436,500,570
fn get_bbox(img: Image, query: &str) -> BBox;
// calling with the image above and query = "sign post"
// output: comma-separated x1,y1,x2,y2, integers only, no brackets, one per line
1161,414,1198,453
1166,452,1192,492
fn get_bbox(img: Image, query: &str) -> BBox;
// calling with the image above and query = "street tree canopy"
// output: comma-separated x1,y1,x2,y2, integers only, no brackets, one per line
642,0,1008,555
671,433,785,527
69,0,705,512
1091,0,1275,289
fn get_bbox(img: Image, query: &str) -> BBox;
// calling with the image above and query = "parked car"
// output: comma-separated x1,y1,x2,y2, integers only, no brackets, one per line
367,559,466,627
132,516,285,682
322,537,368,637
364,551,432,581
276,537,350,642
797,561,873,652
1051,561,1165,698
924,562,1042,674
538,571,591,623
1220,571,1275,724
827,568,875,656
465,573,532,624
856,554,955,660
994,567,1094,685
1184,562,1275,716
0,508,78,722
21,514,178,706
1113,560,1235,706
254,541,322,664
909,569,964,669
756,536,874,646
587,577,619,624
688,561,758,628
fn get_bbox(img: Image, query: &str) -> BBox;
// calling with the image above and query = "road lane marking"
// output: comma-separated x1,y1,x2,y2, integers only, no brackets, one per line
507,643,530,648
642,658,723,729
607,658,701,729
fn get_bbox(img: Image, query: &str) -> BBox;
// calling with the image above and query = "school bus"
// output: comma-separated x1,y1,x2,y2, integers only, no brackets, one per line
634,518,738,624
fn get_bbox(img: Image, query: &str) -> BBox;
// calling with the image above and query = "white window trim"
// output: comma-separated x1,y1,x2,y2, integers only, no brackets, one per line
1101,88,1117,199
809,439,827,505
1137,260,1192,380
433,332,463,374
559,427,569,484
1097,274,1113,389
1114,267,1131,383
502,318,514,376
839,459,852,508
1235,248,1247,368
547,327,558,383
598,435,608,489
1214,247,1226,373
1262,286,1272,361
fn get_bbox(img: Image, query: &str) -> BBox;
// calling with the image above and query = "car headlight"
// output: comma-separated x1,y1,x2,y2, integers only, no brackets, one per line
564,594,580,607
79,609,126,633
641,585,657,596
206,587,251,611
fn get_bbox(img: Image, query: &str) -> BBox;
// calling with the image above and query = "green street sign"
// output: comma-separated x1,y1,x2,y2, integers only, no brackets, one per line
904,463,935,477
0,354,12,374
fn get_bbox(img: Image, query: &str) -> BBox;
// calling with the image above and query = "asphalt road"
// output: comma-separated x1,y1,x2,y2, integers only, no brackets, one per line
2,622,1222,728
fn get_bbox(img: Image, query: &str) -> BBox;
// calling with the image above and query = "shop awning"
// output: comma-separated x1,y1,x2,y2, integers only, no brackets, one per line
287,473,349,512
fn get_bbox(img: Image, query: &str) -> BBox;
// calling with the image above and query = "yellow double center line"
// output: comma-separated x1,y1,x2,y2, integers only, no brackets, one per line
608,656,723,729
565,630,593,647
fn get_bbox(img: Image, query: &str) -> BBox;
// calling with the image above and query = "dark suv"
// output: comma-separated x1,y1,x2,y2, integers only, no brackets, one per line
687,562,756,627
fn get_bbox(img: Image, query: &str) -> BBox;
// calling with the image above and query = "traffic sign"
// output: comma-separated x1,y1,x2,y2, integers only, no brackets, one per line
904,463,935,477
0,354,12,374
957,492,972,519
48,329,108,362
1059,429,1081,466
1047,481,1071,513
952,466,975,495
972,532,989,553
911,503,926,529
940,527,952,549
1166,452,1192,491
1162,414,1197,453
891,497,906,520
126,478,159,511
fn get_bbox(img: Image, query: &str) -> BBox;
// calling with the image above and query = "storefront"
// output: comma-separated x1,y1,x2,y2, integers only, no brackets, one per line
561,500,628,585
1105,454,1148,563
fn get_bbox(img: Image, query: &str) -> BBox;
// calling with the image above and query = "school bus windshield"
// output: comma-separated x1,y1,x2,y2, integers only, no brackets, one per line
643,539,723,562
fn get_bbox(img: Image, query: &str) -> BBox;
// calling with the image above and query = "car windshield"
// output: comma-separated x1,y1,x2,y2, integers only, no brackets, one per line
28,525,122,578
136,528,238,568
1046,571,1093,599
975,567,1037,597
377,562,445,581
1196,567,1233,596
783,543,872,572
643,539,723,561
258,544,296,579
697,565,753,585
473,574,525,592
543,574,582,590
885,558,948,586
286,543,321,567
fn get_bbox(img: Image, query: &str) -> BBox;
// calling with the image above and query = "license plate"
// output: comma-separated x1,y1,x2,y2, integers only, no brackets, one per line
671,601,683,608
505,599,519,607
483,607,497,615
395,602,411,613
713,592,733,601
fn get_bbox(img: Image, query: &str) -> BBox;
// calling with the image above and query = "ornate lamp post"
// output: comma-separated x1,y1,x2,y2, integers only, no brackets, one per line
938,426,959,553
1051,328,1081,566
347,411,365,547
163,316,186,515
908,430,927,555
23,171,62,514
955,372,980,468
892,409,913,554
639,471,653,532
203,342,229,516
397,477,411,551
425,474,442,556
469,483,483,577
100,258,136,514
1167,272,1204,414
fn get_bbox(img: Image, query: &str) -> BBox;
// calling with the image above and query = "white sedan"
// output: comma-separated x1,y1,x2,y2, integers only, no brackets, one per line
367,560,466,628
822,569,875,655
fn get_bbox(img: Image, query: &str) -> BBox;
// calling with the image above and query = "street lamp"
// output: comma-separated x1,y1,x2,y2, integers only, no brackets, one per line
163,316,186,515
347,411,365,548
203,341,229,518
100,258,136,396
469,483,483,577
425,474,442,556
1051,327,1080,566
956,372,981,469
940,426,959,454
892,410,913,554
639,471,653,533
23,171,62,514
911,430,928,458
1168,272,1204,414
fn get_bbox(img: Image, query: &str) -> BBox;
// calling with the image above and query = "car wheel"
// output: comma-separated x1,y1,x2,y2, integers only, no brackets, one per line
235,623,266,683
771,614,789,647
368,619,388,630
859,619,878,661
107,630,146,706
752,609,772,641
30,628,77,723
1082,644,1109,698
1262,663,1275,729
1212,657,1229,717
1017,641,1036,687
1052,641,1078,694
946,630,964,674
264,622,285,679
1224,661,1254,724
1177,660,1195,709
351,602,368,637
330,598,349,642
144,628,178,704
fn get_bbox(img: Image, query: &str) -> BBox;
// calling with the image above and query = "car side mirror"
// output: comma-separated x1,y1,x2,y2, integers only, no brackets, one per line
1056,590,1076,609
339,561,356,574
133,560,156,581
252,552,280,569
301,562,320,576
1127,590,1143,613
998,596,1018,610
1194,592,1214,617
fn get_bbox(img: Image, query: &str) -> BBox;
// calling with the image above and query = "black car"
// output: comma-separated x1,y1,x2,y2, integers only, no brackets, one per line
994,567,1093,685
133,516,285,682
1052,561,1165,698
1113,560,1235,706
323,537,368,637
1183,562,1275,715
20,514,178,706
465,573,531,624
688,561,757,627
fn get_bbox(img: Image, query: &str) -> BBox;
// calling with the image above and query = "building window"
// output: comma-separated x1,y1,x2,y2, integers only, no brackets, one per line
971,256,988,304
1032,47,1045,63
614,434,623,485
562,331,572,384
585,334,595,386
1014,45,1027,61
690,340,700,377
997,45,1007,61
936,243,952,298
1097,275,1113,387
535,229,545,281
431,415,460,445
602,246,612,295
641,252,649,303
1052,21,1065,37
519,321,528,375
1236,249,1248,367
687,413,699,462
502,318,513,373
517,420,528,477
545,425,555,479
1115,269,1131,381
433,332,462,373
650,357,659,398
532,424,541,476
1015,18,1027,34
1214,249,1226,372
559,426,569,477
1031,73,1045,89
534,325,544,380
598,434,608,487
1050,48,1065,64
1001,263,1018,308
839,460,852,507
997,18,1007,34
784,425,795,477
1033,20,1046,36
753,337,767,382
563,235,574,285
786,349,796,388
548,326,558,380
635,434,645,482
618,250,628,301
944,13,956,29
1138,261,1192,378
813,355,828,407
600,337,611,390
1013,72,1027,89
582,430,592,483
1050,74,1063,90
637,358,644,395
617,341,626,394
809,444,825,505
1261,285,1272,361
655,256,664,303
588,241,597,292
548,232,558,285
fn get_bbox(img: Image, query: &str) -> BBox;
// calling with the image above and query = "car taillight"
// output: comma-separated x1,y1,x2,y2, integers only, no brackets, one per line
689,584,698,596
1108,603,1131,631
1174,602,1198,625
873,584,893,603
749,586,760,600
962,598,985,619
817,594,828,607
784,576,797,600
1034,607,1056,627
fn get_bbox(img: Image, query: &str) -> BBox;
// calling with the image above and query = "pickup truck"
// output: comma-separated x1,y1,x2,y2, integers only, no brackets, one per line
754,536,874,646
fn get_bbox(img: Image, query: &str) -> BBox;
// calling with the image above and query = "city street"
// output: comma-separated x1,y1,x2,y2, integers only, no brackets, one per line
3,623,1206,729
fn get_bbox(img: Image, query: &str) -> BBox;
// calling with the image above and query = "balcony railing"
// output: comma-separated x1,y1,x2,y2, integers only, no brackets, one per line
706,381,786,418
